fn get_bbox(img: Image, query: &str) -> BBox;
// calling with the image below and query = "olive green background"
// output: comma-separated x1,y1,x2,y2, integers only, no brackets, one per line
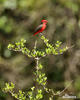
0,0,80,100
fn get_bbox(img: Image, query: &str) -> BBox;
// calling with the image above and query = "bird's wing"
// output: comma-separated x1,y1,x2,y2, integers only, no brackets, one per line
34,24,43,33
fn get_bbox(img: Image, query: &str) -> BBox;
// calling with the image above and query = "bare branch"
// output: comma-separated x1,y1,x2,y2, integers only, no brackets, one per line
59,80,73,96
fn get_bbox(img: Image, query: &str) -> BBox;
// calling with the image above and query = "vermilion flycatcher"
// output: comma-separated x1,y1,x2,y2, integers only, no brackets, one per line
33,20,48,36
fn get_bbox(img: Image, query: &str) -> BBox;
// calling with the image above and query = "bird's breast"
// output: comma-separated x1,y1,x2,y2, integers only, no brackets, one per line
42,24,46,30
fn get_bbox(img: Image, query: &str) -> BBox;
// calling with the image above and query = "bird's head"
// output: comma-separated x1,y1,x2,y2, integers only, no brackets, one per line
41,20,48,24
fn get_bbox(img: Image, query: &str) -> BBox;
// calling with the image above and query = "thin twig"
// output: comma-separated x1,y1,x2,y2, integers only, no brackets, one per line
34,40,37,49
35,57,39,70
59,80,73,96
67,45,75,50
35,57,40,94
40,32,43,36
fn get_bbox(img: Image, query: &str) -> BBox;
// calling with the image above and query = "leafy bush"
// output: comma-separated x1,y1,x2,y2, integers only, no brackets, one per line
3,34,68,100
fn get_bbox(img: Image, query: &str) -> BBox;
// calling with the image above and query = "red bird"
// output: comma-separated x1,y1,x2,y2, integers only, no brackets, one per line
33,20,48,36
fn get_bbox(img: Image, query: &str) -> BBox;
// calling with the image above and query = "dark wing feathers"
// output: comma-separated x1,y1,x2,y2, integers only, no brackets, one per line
34,24,43,33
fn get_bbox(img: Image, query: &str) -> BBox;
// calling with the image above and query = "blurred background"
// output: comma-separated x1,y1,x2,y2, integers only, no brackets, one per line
0,0,80,100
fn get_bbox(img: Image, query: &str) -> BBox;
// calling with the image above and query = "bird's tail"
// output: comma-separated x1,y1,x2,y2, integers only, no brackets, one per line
33,32,40,36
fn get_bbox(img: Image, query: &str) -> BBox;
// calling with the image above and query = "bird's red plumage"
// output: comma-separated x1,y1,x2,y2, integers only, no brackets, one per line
33,20,48,36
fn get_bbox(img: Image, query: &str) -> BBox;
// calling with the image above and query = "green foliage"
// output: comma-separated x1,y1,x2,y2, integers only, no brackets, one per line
34,64,47,86
3,35,69,100
3,83,26,100
8,35,68,58
41,35,68,55
3,82,14,92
